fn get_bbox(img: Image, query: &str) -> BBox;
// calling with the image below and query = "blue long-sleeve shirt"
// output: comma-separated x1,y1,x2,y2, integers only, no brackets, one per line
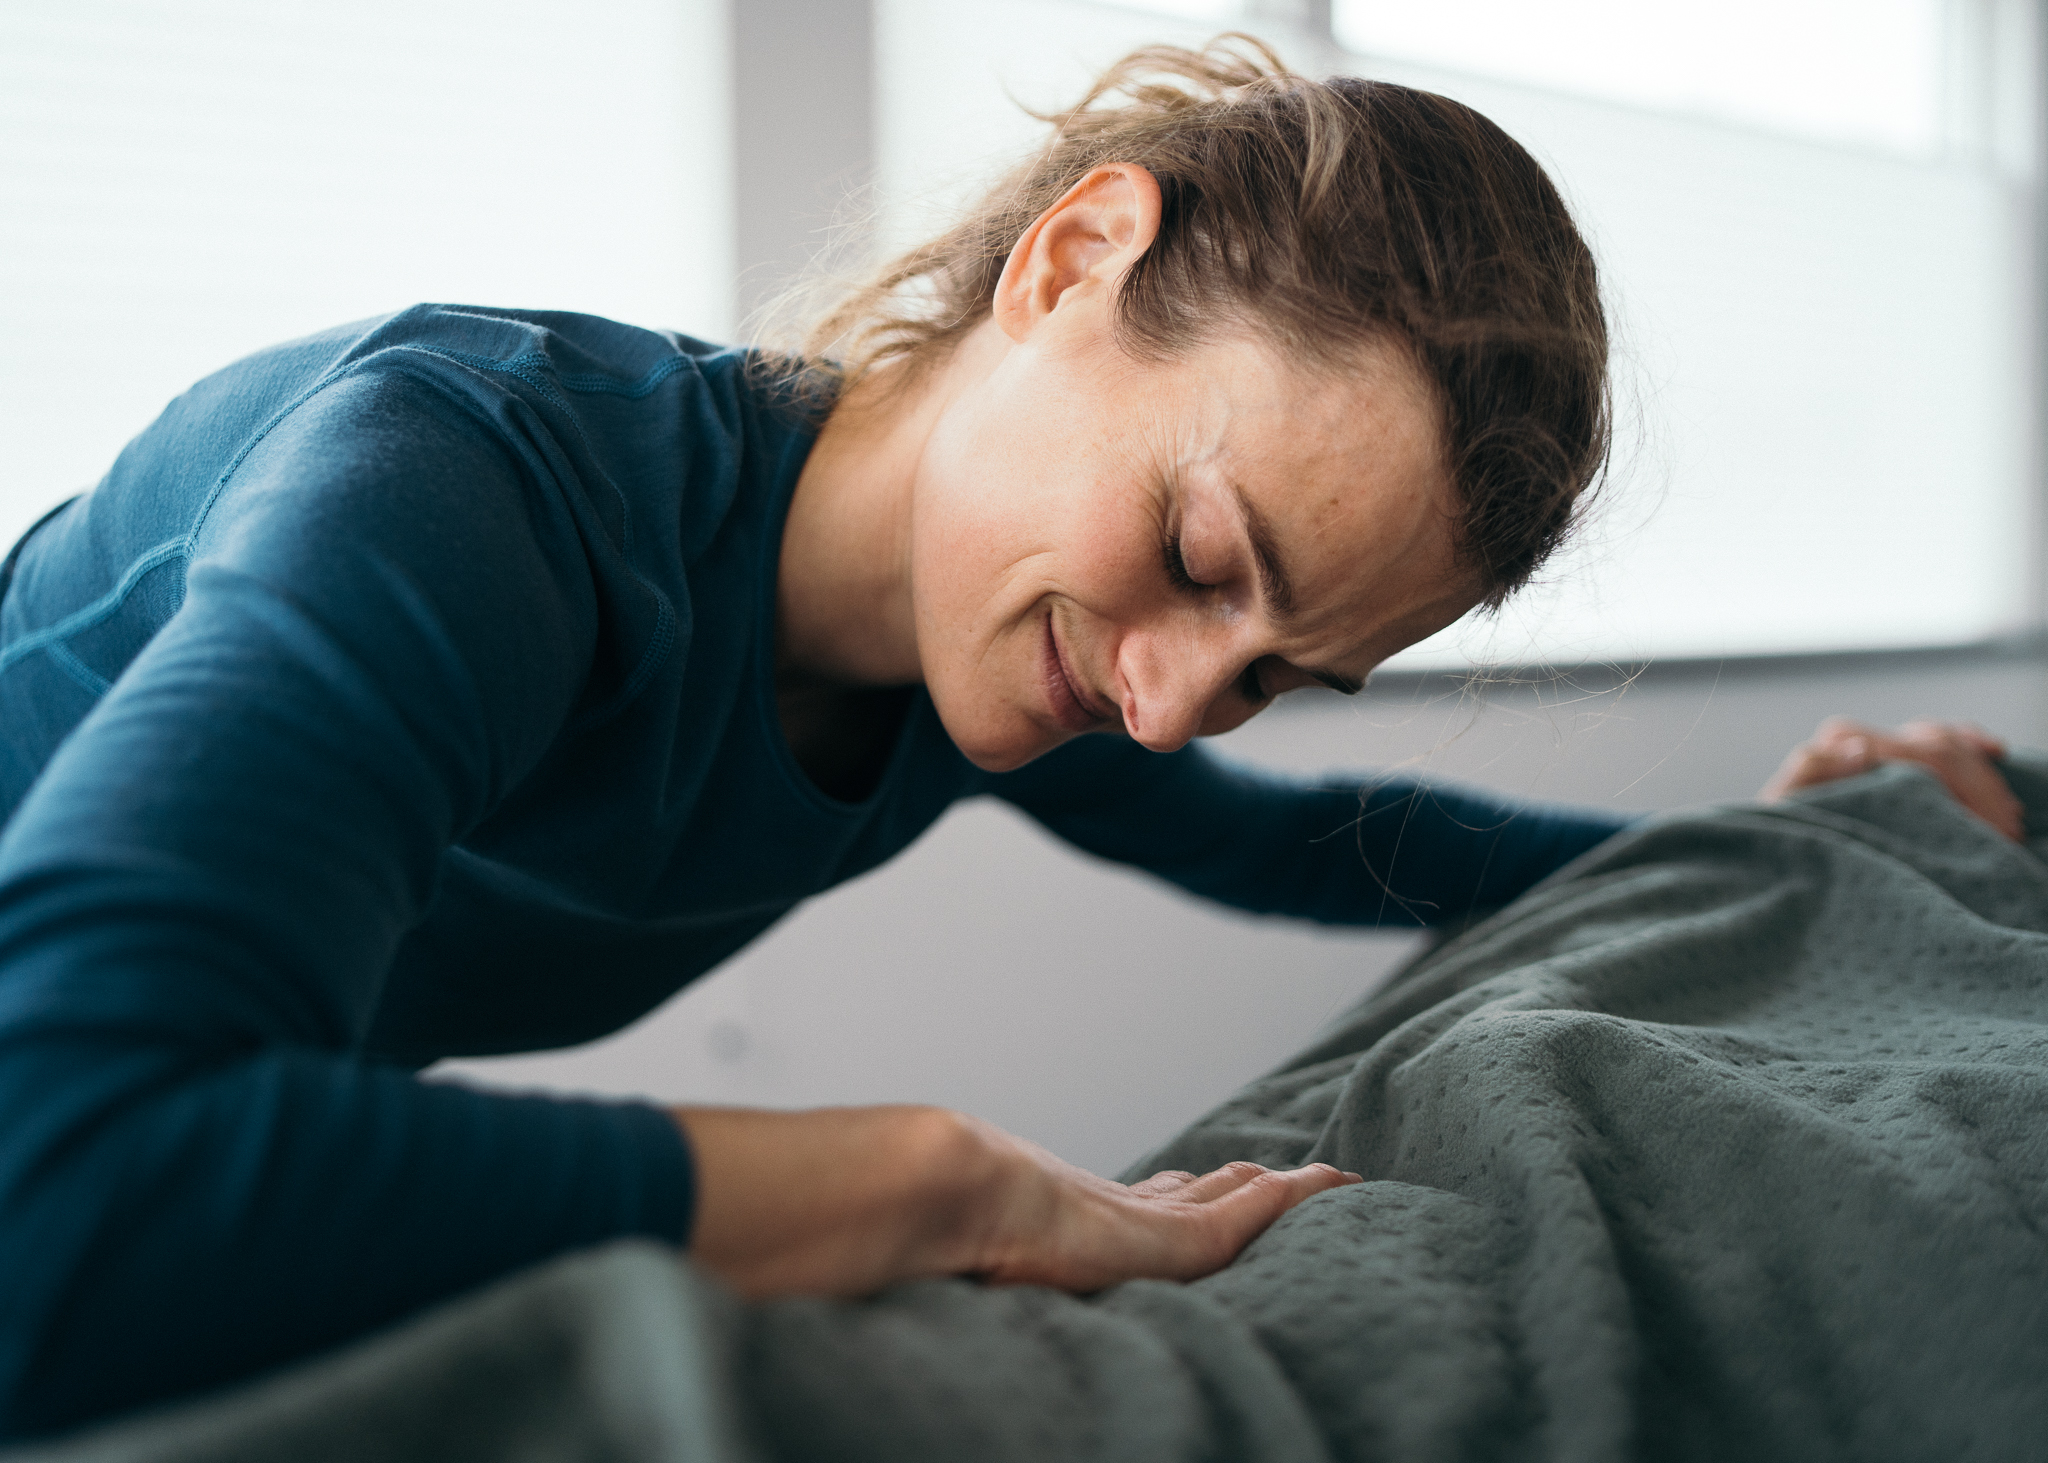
0,306,1631,1439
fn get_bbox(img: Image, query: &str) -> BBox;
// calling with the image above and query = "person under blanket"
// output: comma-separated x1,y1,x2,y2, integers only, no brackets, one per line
0,35,2022,1443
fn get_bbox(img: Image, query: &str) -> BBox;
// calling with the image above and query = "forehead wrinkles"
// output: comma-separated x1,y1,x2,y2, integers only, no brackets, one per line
1208,341,1442,489
1241,448,1460,666
1169,329,1460,637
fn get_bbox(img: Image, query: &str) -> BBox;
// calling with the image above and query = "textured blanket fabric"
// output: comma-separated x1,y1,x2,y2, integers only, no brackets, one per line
13,760,2048,1462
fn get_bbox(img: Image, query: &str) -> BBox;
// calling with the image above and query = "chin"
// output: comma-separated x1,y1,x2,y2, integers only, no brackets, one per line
934,698,1065,775
954,729,1060,776
963,746,1048,775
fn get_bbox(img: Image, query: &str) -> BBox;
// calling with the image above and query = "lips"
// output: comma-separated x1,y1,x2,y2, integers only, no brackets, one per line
1041,613,1111,733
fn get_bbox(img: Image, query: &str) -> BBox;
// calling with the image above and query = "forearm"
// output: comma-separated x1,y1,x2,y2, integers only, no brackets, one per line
993,739,1638,928
676,1104,996,1297
0,1035,690,1440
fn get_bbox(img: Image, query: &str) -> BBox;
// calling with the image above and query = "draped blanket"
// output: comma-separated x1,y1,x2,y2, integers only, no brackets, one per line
18,761,2048,1462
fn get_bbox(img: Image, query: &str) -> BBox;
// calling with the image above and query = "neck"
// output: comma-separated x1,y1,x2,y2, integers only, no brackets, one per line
775,331,987,688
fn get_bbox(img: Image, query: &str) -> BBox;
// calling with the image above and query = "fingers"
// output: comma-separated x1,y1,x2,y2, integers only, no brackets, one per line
1809,720,1883,777
1128,1162,1360,1281
1171,1161,1272,1203
1161,1160,1362,1206
1760,738,1872,801
1759,715,2025,842
1232,1164,1361,1209
1960,723,2008,759
1900,718,2005,759
1888,721,2025,841
980,1155,1365,1293
1189,1164,1360,1251
1759,716,1881,801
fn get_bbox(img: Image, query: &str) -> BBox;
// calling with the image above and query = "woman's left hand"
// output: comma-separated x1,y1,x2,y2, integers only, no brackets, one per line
676,1104,1358,1301
1759,716,2024,841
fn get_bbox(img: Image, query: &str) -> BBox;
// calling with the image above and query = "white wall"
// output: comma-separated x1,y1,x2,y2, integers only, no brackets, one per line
871,0,1223,253
0,0,731,544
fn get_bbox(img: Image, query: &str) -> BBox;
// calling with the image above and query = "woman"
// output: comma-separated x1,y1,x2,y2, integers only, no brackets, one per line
0,39,2018,1440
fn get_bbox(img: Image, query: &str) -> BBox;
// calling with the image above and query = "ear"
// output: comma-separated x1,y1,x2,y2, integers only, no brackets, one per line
990,163,1164,344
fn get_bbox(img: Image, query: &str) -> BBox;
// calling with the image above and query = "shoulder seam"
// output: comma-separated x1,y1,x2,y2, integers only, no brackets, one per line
44,640,111,696
0,540,188,678
7,339,688,726
0,353,377,681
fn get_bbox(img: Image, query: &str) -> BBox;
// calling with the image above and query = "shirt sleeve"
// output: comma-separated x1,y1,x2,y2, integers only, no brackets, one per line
0,366,692,1439
985,733,1638,929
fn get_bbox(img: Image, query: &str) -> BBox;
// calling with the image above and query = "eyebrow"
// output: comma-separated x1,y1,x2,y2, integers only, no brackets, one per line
1228,480,1364,697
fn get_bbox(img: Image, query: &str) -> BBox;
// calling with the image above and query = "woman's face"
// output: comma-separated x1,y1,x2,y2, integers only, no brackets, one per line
910,322,1475,773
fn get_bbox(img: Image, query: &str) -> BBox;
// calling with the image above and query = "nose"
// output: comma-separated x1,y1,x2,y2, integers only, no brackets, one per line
1115,623,1247,753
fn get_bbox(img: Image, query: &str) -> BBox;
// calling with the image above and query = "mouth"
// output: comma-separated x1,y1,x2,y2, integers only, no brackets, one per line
1041,612,1113,733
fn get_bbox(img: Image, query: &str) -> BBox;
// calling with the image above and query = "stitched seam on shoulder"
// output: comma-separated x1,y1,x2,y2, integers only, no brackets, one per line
13,355,378,684
12,343,687,724
403,348,573,413
556,356,694,399
1,349,378,677
412,347,694,403
0,540,188,677
397,348,629,548
185,362,373,547
45,641,110,696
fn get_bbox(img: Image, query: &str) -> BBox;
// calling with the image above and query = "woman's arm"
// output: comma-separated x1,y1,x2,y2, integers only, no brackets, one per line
676,1105,1357,1298
986,735,1636,929
0,368,692,1438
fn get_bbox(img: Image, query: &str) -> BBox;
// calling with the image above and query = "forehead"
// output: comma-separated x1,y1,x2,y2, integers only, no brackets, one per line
1173,336,1474,657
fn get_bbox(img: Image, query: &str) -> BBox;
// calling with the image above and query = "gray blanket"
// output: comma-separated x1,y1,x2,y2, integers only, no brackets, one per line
18,760,2048,1462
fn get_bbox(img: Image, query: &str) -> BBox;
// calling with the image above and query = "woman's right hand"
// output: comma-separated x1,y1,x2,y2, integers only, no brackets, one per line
675,1104,1358,1300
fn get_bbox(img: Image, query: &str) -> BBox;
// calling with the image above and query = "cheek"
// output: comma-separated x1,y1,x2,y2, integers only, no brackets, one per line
912,441,1038,637
1056,465,1180,609
921,482,1159,639
912,498,1051,663
1197,694,1261,739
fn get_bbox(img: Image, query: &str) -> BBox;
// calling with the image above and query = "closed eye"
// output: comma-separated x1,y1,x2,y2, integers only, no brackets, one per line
1169,536,1271,703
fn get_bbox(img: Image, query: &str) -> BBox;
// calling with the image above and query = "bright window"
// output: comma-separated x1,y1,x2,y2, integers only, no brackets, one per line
1113,0,1240,19
0,0,729,546
1330,0,2041,665
1333,0,1947,155
879,0,2041,665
